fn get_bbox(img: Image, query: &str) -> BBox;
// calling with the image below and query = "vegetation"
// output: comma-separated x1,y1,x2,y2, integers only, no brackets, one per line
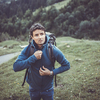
0,37,100,100
0,0,100,42
0,40,28,56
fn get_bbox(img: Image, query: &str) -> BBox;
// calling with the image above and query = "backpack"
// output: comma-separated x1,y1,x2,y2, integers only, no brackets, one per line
22,33,57,87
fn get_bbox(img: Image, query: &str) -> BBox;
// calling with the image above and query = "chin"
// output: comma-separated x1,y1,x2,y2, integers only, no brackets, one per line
39,43,44,45
39,41,45,45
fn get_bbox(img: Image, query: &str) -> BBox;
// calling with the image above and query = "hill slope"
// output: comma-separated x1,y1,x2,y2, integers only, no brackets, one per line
0,37,100,100
45,0,71,10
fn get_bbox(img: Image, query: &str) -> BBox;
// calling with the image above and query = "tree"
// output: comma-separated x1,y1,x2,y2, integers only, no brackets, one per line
64,12,70,20
47,6,59,21
67,25,75,36
41,12,47,21
54,13,65,24
79,20,90,31
62,21,68,31
90,19,99,29
96,15,100,25
68,14,75,25
24,9,32,18
17,7,23,18
44,21,52,30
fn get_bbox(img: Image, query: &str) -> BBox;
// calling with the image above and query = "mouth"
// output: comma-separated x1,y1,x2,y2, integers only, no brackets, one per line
39,39,43,42
38,39,44,44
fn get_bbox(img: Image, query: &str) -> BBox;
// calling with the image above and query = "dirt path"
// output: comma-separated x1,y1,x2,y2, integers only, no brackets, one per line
0,52,20,65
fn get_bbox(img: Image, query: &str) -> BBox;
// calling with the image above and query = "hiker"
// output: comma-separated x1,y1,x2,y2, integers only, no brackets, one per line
13,23,70,100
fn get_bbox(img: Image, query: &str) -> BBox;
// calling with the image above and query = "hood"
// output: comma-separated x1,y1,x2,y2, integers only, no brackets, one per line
31,35,50,49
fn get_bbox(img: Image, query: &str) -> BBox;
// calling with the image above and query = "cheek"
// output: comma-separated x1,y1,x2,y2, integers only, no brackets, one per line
35,39,38,43
43,36,45,41
32,37,38,43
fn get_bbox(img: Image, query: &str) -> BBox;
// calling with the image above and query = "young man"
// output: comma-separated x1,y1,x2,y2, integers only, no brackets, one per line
13,23,70,100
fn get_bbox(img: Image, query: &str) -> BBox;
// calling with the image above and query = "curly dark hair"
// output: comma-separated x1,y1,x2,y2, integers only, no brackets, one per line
29,23,45,43
30,23,45,36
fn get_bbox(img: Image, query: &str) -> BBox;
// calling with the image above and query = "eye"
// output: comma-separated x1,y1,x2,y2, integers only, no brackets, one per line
40,33,44,35
35,34,38,36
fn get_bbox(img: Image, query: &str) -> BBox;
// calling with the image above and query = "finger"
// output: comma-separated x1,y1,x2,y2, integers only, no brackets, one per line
39,69,42,73
38,50,42,53
40,67,44,72
40,53,42,56
39,70,43,76
42,66,46,70
39,67,42,71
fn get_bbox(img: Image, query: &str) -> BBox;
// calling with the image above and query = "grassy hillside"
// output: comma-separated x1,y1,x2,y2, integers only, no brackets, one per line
0,37,100,100
45,0,71,10
33,0,70,15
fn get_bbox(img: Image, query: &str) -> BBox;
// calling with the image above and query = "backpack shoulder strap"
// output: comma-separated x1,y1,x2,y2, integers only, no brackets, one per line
48,42,55,65
30,45,34,56
48,42,57,87
22,44,34,86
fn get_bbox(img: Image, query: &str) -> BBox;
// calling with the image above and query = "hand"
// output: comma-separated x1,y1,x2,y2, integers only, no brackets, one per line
34,50,42,60
39,66,51,76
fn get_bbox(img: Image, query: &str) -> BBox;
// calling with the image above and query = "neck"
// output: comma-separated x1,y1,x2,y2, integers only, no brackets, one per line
38,44,43,49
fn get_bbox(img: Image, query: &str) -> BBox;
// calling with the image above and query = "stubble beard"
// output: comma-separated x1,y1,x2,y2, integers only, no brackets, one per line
38,39,45,45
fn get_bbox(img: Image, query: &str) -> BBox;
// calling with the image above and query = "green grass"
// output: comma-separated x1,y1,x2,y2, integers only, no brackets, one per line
0,40,28,56
45,0,71,10
0,37,100,100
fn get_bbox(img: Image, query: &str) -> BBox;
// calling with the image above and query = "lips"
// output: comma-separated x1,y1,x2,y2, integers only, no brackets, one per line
39,39,43,42
38,39,44,44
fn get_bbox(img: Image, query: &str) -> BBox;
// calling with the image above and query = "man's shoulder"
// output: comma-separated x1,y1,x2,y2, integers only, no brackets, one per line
53,45,63,55
21,45,30,55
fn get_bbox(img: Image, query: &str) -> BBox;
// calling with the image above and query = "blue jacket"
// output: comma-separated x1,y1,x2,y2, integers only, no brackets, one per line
13,35,70,91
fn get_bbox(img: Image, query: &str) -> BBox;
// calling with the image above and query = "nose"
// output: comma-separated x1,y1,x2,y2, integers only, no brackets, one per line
39,34,42,38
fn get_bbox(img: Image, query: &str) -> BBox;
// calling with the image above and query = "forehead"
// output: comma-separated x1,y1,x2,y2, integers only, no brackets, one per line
33,29,45,35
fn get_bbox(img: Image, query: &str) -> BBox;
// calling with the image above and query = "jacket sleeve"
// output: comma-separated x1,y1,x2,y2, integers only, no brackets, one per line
13,46,37,72
53,46,70,75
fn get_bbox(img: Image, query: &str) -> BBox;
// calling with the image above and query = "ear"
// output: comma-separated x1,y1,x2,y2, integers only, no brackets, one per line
31,35,34,40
